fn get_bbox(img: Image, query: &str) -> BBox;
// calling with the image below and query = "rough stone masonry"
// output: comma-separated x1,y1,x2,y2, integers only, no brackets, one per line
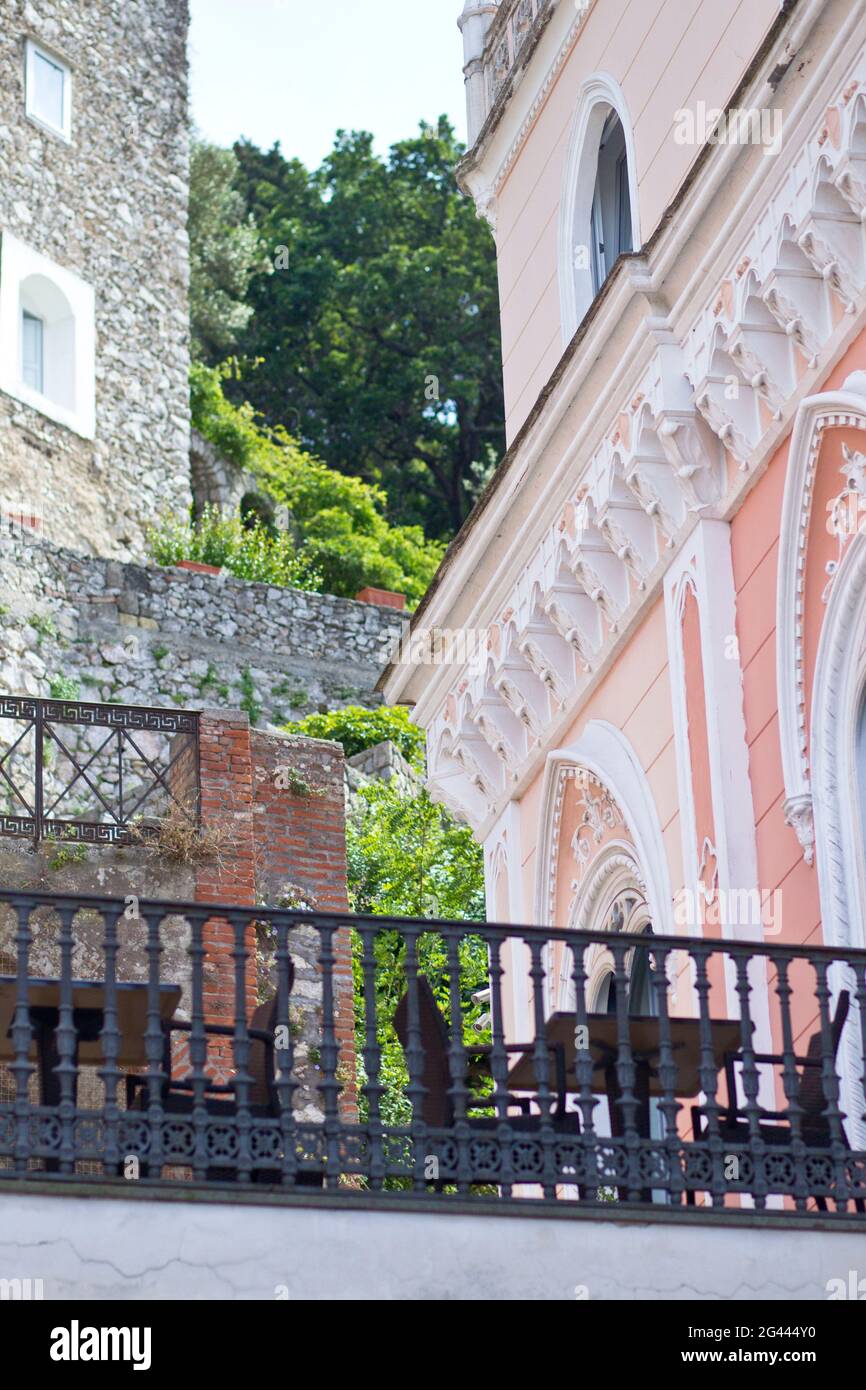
0,0,191,558
0,534,406,723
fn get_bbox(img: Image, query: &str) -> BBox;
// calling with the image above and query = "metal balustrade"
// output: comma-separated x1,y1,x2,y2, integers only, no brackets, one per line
0,886,864,1216
0,698,199,846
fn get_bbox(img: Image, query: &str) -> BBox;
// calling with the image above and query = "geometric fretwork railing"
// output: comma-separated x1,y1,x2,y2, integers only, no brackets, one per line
0,697,199,846
0,888,864,1218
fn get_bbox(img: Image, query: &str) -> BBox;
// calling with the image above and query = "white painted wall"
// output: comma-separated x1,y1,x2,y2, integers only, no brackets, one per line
0,1192,860,1300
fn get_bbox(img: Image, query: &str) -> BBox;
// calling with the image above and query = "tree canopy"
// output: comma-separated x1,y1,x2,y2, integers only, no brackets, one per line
225,119,504,538
188,140,268,360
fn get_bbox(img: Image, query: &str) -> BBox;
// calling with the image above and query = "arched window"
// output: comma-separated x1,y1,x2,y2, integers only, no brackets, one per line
591,893,655,1016
19,274,76,413
559,77,640,342
589,113,633,294
0,232,95,438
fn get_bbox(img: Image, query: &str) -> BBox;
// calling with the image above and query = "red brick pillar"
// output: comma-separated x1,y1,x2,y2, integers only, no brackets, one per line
195,711,257,1029
250,732,356,1116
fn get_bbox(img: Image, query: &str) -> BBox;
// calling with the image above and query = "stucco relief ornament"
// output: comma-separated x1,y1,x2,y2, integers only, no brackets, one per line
570,776,623,874
697,837,719,906
822,444,866,602
784,794,815,867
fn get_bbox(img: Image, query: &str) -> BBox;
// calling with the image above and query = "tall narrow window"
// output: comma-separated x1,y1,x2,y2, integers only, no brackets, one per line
589,113,633,294
25,41,71,140
21,310,44,394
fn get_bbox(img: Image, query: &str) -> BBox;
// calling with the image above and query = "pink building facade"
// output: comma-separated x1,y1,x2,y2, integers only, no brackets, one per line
384,0,866,1090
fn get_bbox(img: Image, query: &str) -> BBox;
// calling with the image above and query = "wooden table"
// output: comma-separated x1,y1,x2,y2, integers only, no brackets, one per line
0,975,182,1103
507,1011,743,1137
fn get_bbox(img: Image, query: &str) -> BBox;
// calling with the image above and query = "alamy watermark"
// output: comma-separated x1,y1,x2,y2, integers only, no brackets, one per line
674,102,782,157
674,885,783,935
381,625,488,670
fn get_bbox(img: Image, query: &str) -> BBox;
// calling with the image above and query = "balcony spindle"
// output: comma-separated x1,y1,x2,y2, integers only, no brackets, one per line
98,905,123,1178
230,910,253,1184
610,938,641,1200
316,918,342,1187
188,910,209,1182
274,915,298,1187
528,937,556,1198
485,932,516,1196
402,929,429,1193
358,923,385,1189
775,956,808,1211
55,904,78,1174
732,949,767,1208
445,928,472,1194
143,908,165,1178
650,944,683,1203
570,938,598,1197
693,947,726,1205
11,900,34,1175
813,960,850,1210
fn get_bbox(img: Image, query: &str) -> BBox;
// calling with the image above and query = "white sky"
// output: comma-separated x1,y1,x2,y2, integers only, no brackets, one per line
189,0,468,168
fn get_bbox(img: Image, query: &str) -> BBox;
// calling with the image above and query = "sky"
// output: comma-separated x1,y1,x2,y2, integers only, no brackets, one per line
189,0,468,169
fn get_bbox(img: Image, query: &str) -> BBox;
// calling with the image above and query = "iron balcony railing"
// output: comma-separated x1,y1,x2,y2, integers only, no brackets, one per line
0,697,200,847
0,886,864,1215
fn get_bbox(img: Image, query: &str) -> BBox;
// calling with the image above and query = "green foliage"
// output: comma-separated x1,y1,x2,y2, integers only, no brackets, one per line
29,613,58,641
283,704,425,769
237,666,262,726
190,362,443,605
347,779,484,922
47,833,89,872
48,676,80,701
145,503,321,592
189,140,269,360
229,120,505,538
346,777,487,1135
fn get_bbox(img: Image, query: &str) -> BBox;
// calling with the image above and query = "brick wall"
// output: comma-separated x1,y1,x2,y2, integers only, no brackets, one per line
183,714,355,1114
250,731,356,1116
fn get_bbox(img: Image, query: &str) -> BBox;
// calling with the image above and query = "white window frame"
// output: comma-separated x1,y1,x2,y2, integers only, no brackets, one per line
24,38,72,142
0,232,95,438
21,309,45,394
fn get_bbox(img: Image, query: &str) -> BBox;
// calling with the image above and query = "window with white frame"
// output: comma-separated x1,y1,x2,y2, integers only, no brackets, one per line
0,232,95,438
559,78,641,343
25,39,71,140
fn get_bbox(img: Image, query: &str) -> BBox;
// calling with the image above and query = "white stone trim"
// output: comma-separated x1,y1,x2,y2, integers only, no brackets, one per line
665,521,760,941
0,231,95,439
776,380,866,861
810,520,866,952
533,720,672,934
484,801,529,1036
558,72,642,344
24,38,72,143
809,525,866,1144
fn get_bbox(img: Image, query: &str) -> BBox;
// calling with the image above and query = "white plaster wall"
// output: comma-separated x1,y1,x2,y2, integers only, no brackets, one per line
0,1192,861,1301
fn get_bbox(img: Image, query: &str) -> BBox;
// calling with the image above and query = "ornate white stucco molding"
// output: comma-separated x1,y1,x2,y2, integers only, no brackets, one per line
532,721,672,932
422,64,866,835
776,377,866,864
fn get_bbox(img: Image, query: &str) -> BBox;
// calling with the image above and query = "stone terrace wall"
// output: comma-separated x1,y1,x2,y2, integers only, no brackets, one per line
0,536,406,724
0,0,191,558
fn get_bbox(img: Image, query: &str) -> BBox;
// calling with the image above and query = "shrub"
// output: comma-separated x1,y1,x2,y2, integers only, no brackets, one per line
282,704,425,769
190,362,443,606
146,504,321,592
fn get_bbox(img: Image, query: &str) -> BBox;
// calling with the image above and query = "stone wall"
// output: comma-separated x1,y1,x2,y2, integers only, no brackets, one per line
0,0,191,559
0,534,405,724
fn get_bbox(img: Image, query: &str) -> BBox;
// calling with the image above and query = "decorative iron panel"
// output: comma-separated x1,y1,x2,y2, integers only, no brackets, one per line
0,697,200,846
